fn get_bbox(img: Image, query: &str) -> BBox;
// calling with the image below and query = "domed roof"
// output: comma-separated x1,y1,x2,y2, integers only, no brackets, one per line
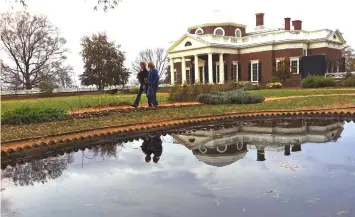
188,10,246,31
194,152,247,167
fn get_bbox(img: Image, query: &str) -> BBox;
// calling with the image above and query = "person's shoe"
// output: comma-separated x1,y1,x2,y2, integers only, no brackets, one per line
131,104,138,108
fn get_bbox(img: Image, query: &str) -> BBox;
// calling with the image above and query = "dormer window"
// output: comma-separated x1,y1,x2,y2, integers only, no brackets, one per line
214,27,225,36
235,28,242,38
185,41,192,46
195,28,204,35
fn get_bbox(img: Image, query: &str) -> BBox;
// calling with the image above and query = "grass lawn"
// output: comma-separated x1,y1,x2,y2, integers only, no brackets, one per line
250,88,355,97
2,95,354,142
1,93,169,113
1,88,355,113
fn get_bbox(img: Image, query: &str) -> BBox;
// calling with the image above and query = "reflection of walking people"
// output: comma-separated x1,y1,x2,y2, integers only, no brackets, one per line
147,62,160,108
141,136,163,163
132,62,149,108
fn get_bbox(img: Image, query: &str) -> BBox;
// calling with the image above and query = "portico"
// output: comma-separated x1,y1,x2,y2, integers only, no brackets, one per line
169,52,230,85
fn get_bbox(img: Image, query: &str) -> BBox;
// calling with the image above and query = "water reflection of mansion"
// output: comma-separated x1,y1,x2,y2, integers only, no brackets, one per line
172,119,344,166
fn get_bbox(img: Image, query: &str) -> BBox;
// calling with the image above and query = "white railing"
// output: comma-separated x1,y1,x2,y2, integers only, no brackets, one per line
325,71,355,79
197,29,331,46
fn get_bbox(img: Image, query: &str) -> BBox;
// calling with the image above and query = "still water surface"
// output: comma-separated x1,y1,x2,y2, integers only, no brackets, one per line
1,119,355,217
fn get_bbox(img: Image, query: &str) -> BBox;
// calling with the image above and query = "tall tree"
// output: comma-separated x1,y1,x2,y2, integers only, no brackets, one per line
131,48,168,79
342,44,355,72
80,32,129,90
0,11,70,90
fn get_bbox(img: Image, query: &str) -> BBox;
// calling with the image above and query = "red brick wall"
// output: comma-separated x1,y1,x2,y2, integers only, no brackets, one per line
309,47,342,61
172,47,342,86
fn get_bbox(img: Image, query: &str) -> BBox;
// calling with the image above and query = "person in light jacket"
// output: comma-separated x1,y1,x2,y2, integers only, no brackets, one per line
147,62,160,108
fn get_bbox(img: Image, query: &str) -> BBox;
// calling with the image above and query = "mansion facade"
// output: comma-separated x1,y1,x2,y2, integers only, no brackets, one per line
167,12,346,86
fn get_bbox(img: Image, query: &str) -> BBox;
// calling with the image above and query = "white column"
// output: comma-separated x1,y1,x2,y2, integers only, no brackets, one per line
208,53,213,84
170,58,175,85
181,56,186,84
219,53,225,84
194,55,199,84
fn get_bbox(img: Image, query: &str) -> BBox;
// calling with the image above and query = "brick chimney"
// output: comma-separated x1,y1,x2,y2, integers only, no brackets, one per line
292,20,302,30
255,13,264,26
284,17,291,30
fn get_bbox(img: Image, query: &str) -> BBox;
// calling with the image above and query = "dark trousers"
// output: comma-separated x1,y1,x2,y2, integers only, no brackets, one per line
133,84,146,106
147,85,159,107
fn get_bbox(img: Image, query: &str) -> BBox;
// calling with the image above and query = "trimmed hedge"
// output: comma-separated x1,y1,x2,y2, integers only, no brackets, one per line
2,107,70,125
301,75,336,88
196,90,265,105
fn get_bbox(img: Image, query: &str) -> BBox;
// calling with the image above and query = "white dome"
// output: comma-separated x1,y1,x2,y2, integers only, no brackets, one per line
188,10,246,30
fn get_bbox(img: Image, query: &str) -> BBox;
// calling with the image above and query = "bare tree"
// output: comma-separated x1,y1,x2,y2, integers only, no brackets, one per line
342,44,355,72
8,0,122,12
272,57,292,83
0,11,69,90
131,48,168,80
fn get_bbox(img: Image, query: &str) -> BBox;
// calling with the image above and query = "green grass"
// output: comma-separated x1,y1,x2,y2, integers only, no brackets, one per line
1,93,169,113
2,95,354,142
250,88,355,97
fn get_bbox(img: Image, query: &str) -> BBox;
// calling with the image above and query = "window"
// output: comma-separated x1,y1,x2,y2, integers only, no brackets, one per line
195,28,204,35
235,28,242,38
174,69,177,84
251,61,259,82
290,58,299,74
303,49,307,56
214,27,225,36
199,67,204,83
186,68,191,84
185,41,192,47
215,63,220,83
333,35,337,40
232,62,238,81
276,59,282,70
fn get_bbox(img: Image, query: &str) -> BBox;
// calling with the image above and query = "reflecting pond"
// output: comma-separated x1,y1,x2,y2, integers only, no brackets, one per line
2,118,355,217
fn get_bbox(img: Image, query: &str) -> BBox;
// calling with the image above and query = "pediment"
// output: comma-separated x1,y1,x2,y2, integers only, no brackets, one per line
328,29,346,44
168,34,210,53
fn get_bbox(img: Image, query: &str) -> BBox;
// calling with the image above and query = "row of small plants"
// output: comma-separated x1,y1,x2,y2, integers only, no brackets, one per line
168,82,261,102
301,74,355,88
2,107,70,125
196,90,265,105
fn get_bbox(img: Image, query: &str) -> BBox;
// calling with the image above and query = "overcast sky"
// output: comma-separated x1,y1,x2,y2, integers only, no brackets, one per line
1,0,354,84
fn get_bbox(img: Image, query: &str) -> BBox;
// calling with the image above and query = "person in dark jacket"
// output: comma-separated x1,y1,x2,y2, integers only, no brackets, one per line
131,61,149,108
151,136,163,163
147,62,160,108
141,137,153,163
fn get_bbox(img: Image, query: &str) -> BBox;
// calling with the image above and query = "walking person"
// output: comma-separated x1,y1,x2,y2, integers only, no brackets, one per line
147,62,160,108
131,61,149,108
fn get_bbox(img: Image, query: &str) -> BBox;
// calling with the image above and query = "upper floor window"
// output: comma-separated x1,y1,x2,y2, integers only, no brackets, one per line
214,27,225,36
185,41,192,47
195,28,204,35
235,28,242,38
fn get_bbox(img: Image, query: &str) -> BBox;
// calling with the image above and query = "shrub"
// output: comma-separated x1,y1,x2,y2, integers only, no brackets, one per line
38,81,55,93
266,82,283,89
2,107,70,125
301,75,336,88
130,86,139,94
196,90,265,105
341,76,355,87
231,81,261,90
